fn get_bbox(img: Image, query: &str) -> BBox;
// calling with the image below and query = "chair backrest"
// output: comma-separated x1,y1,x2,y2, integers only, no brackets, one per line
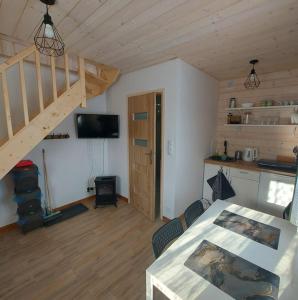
283,201,292,220
152,218,184,259
184,200,204,228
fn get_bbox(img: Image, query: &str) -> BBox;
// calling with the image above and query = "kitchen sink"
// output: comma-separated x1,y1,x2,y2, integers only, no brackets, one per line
257,159,297,174
209,155,235,162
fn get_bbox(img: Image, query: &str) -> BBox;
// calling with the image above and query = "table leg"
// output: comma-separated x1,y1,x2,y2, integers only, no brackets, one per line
146,271,153,300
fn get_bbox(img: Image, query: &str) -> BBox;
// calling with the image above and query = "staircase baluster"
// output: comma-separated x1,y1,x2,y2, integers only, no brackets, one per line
79,57,86,108
1,71,13,139
19,59,29,126
96,65,102,78
64,54,70,90
35,50,44,112
50,56,57,102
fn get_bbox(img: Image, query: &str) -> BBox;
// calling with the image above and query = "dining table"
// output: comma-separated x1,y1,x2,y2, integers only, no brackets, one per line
146,200,298,300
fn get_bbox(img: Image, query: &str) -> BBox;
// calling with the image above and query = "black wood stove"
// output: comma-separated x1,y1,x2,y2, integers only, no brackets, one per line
94,176,117,207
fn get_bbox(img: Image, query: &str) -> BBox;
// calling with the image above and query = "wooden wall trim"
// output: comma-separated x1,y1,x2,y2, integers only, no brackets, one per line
162,216,171,223
0,194,129,235
117,194,128,203
53,195,95,212
0,223,18,235
0,195,95,235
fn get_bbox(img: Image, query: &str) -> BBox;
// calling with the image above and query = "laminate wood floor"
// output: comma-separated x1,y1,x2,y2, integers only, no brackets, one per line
0,199,163,300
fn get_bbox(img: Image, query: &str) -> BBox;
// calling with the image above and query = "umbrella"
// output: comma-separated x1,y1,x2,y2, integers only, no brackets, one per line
207,168,235,202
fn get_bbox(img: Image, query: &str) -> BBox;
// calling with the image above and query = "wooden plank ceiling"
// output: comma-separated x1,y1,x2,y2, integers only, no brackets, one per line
0,0,297,80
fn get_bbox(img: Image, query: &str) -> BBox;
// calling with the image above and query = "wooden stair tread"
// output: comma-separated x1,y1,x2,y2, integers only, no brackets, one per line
85,71,110,84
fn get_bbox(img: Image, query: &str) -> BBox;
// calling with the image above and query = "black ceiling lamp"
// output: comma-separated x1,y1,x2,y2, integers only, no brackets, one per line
34,0,65,57
244,59,260,89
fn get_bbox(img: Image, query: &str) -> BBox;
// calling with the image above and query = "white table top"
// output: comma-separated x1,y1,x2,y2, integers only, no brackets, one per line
147,200,298,300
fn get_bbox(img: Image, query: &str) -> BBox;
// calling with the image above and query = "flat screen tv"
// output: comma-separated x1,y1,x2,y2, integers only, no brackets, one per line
76,114,119,138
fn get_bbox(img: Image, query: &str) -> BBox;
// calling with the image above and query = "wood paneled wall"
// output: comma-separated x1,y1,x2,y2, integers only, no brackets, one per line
215,69,298,160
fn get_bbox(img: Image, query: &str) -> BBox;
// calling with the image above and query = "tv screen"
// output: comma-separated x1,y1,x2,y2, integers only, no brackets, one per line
76,114,119,138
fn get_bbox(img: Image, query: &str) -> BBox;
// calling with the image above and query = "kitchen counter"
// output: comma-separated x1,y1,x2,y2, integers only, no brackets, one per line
204,158,296,177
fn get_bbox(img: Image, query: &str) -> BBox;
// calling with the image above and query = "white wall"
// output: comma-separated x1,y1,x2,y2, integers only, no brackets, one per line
106,59,218,218
174,60,218,216
106,59,179,218
0,59,107,227
0,57,218,226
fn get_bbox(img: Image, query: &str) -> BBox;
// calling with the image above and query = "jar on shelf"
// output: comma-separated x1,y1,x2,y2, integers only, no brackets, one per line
230,115,242,124
227,113,232,124
243,112,252,124
229,97,237,108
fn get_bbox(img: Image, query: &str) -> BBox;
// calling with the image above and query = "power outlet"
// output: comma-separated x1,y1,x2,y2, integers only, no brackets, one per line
87,187,95,192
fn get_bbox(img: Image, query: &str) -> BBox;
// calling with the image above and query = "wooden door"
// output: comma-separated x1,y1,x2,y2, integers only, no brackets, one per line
128,93,156,221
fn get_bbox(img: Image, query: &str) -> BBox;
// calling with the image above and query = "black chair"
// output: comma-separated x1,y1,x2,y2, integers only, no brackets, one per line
283,201,292,220
184,200,204,228
152,218,184,259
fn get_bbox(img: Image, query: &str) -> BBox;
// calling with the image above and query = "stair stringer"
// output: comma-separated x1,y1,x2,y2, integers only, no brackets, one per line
85,63,120,99
0,80,83,180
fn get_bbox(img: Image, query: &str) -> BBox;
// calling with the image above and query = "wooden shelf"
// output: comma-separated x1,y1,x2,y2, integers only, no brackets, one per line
225,105,298,111
44,133,70,140
224,124,297,127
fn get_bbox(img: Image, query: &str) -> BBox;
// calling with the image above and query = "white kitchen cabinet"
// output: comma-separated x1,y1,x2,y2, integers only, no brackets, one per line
257,172,295,218
203,163,296,216
228,168,260,209
203,163,259,210
203,163,230,201
229,168,260,181
203,162,296,218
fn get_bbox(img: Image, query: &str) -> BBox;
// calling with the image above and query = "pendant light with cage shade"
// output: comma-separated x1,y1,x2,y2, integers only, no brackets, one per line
34,0,65,57
244,59,260,89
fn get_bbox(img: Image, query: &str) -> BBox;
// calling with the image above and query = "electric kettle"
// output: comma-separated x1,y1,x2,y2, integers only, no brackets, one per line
243,148,258,162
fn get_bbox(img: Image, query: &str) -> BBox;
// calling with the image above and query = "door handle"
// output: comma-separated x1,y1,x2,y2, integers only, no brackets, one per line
239,171,249,174
145,150,153,164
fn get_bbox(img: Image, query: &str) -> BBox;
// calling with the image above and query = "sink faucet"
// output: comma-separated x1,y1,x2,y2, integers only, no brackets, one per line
293,146,298,165
224,140,228,156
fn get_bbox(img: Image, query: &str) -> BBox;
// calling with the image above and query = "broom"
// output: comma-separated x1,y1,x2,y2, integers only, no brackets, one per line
42,149,62,221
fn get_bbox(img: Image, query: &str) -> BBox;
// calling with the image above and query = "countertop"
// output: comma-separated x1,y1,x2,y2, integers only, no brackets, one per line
204,158,296,177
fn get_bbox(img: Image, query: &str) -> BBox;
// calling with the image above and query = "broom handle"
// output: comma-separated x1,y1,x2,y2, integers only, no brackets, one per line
42,149,52,214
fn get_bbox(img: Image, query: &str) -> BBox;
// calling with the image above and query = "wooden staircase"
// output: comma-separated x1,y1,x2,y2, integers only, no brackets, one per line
0,46,119,180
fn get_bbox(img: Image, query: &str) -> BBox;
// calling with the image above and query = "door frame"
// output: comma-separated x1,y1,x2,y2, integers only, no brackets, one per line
127,89,165,220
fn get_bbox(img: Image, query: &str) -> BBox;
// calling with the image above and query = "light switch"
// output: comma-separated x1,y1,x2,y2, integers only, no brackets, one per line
167,140,174,155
